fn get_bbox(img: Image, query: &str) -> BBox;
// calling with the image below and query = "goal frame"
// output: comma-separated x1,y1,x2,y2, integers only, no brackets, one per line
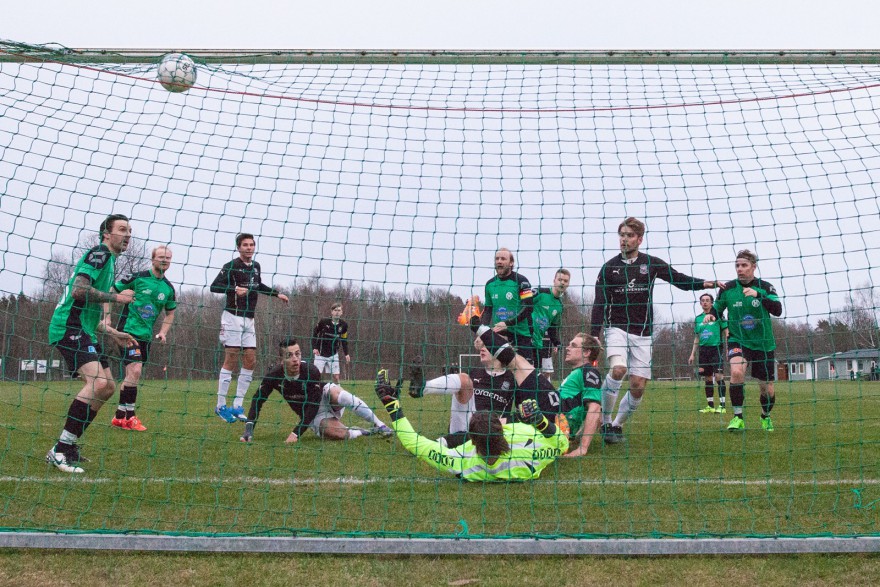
2,44,878,555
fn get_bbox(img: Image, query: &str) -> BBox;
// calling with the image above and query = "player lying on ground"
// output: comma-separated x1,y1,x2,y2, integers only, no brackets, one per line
459,296,563,420
375,370,568,482
455,297,603,456
239,338,392,443
407,337,516,436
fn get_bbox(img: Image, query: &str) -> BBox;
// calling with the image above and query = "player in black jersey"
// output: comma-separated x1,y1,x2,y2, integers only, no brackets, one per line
458,300,596,425
239,338,391,443
590,217,720,444
408,337,517,438
311,302,351,384
209,233,289,423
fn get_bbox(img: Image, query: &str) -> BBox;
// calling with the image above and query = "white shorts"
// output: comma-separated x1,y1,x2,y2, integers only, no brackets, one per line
313,354,340,375
604,326,652,379
219,311,256,348
309,383,345,436
541,356,555,373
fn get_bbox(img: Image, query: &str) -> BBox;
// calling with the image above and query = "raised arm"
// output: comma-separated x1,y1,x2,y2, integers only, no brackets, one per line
375,371,466,475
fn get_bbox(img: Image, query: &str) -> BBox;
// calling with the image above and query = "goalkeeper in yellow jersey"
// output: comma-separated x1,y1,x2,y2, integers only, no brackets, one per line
375,371,568,482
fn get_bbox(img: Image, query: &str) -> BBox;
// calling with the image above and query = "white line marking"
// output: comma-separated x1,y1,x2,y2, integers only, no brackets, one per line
1,476,878,486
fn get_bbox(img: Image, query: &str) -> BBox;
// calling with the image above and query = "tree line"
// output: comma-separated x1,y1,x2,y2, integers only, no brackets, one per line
0,241,876,382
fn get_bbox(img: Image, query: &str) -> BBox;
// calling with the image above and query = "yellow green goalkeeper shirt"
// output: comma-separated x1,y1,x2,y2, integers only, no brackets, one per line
391,417,569,482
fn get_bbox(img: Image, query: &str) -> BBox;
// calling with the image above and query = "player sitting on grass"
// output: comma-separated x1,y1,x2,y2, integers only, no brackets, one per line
375,370,568,482
239,338,392,443
557,333,604,458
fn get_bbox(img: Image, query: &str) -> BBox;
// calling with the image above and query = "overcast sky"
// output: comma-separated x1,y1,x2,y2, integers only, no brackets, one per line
4,1,880,50
1,2,879,330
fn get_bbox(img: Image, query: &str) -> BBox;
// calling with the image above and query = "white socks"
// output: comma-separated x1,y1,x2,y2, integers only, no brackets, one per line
424,375,462,395
601,373,623,425
217,368,233,408
59,430,78,444
233,368,254,409
336,388,383,426
612,391,642,427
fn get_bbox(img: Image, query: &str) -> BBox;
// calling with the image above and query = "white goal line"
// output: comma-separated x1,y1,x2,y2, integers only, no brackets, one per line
1,475,878,487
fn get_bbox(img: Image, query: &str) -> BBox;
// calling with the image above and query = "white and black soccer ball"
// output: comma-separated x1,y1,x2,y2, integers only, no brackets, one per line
156,53,197,93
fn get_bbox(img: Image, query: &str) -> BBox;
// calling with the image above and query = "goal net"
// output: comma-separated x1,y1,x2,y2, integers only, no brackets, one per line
0,41,878,548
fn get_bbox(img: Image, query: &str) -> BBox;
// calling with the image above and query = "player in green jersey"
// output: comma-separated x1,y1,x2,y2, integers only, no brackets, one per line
531,269,570,382
375,371,568,482
689,293,728,413
559,333,604,458
482,248,536,363
46,214,138,474
105,246,177,431
708,250,782,432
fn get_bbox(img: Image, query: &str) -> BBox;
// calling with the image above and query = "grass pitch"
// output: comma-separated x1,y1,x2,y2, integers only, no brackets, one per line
0,377,877,539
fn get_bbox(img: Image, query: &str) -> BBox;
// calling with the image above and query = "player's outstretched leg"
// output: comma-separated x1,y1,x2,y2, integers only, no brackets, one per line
328,384,393,437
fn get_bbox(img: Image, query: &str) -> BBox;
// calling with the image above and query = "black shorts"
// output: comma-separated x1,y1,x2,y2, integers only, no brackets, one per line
52,329,110,375
698,345,723,376
121,339,151,366
538,346,553,361
728,343,775,382
513,371,558,422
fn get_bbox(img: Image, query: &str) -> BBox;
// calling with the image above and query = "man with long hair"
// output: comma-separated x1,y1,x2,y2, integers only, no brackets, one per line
375,371,568,482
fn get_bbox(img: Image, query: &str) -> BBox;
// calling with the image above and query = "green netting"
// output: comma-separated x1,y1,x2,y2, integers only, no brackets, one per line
0,41,878,541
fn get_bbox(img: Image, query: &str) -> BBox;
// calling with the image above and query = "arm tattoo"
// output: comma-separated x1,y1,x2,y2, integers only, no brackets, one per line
72,274,115,303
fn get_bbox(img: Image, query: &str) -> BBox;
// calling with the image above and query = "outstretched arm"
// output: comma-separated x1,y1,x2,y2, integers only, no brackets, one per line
563,401,601,458
375,371,466,475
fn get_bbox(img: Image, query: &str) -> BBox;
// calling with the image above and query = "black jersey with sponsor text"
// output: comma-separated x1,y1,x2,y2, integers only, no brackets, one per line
590,252,706,337
468,367,516,416
210,258,278,318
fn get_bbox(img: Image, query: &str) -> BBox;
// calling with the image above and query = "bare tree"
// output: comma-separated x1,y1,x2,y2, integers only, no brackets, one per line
40,235,150,301
833,282,879,349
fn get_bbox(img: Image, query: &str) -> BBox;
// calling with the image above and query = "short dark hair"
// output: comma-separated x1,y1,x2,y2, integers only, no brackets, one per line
618,217,646,238
700,293,714,302
236,233,255,248
467,411,510,460
736,249,758,265
100,214,129,236
330,302,342,311
555,268,570,277
278,337,299,354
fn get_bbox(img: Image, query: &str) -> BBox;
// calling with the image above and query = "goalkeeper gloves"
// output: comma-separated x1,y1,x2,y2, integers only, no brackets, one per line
457,295,483,331
376,369,404,421
518,398,556,436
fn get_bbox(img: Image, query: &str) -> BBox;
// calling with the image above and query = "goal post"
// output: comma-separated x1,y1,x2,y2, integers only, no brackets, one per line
0,40,879,553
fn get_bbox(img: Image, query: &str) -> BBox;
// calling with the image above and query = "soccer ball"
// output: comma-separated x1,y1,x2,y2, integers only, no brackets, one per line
157,53,197,93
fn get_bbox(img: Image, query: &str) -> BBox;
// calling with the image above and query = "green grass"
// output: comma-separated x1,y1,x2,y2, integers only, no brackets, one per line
0,378,878,539
2,551,880,586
